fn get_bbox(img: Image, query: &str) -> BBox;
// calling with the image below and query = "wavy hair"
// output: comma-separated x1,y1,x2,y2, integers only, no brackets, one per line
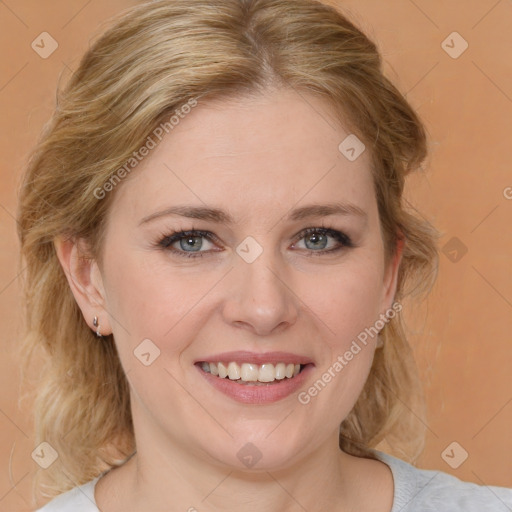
17,0,440,502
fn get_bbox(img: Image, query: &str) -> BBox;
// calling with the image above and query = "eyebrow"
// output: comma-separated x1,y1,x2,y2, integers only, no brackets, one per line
139,201,367,226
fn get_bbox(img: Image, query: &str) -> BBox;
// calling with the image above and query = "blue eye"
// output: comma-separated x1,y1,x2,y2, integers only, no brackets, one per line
157,229,217,258
157,227,354,259
293,227,354,254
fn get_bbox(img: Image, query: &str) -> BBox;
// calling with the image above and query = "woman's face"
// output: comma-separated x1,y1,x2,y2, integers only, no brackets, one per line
86,88,402,470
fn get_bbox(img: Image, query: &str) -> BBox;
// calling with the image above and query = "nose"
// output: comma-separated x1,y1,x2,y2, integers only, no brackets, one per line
221,250,299,336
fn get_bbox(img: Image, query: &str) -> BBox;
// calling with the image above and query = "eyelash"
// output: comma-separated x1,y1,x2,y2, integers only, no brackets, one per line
155,226,355,259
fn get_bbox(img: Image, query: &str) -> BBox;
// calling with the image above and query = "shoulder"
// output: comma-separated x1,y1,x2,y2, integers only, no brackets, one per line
372,449,512,512
35,477,100,512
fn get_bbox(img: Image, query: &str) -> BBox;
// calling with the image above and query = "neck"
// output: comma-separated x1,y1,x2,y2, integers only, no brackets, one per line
95,395,394,512
96,430,379,512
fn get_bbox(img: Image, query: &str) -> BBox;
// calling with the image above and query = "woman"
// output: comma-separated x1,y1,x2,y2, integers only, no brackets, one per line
17,0,512,511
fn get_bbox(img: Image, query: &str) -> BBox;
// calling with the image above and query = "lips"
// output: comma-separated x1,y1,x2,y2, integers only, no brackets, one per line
194,351,314,404
195,350,313,366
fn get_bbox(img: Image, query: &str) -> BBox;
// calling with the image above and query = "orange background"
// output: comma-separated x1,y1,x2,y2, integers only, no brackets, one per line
1,1,511,509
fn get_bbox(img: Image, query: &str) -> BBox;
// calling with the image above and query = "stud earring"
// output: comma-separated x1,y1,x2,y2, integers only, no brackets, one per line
93,316,101,337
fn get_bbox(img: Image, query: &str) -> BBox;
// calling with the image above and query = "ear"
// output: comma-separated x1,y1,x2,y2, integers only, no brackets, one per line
379,233,405,314
54,235,112,336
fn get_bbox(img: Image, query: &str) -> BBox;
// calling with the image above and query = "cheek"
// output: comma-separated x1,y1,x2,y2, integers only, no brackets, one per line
298,266,383,427
304,257,385,349
101,247,198,354
302,256,385,418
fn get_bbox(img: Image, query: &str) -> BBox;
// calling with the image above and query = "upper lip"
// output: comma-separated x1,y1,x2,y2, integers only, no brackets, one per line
195,351,313,365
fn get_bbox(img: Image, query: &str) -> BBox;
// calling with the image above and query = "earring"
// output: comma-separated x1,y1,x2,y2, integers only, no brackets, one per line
93,316,102,337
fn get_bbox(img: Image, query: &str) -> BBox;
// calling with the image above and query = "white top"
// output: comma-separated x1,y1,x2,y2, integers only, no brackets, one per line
36,449,512,511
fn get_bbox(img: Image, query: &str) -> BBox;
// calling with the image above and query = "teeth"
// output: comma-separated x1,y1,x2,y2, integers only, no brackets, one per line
240,363,259,381
275,363,286,380
210,363,219,376
202,361,304,383
259,364,275,382
218,362,228,379
227,362,240,380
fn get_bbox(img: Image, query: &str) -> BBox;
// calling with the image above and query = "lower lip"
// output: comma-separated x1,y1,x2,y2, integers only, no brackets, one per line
196,364,314,404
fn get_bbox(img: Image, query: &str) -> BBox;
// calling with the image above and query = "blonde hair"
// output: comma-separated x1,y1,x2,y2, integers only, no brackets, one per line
17,0,439,502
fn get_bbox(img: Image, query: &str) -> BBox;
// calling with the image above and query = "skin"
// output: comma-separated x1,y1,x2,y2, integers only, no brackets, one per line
55,87,403,512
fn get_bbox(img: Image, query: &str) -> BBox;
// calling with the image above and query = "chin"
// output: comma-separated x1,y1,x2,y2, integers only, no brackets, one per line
200,428,315,473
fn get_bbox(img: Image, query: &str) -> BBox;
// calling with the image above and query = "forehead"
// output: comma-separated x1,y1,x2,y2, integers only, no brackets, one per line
107,88,376,226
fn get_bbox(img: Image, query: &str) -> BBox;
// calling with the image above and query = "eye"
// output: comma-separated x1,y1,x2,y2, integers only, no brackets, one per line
156,226,355,260
291,227,354,256
157,229,220,259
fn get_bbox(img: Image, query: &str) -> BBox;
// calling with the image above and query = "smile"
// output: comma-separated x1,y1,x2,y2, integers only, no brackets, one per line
198,361,304,384
195,351,314,404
